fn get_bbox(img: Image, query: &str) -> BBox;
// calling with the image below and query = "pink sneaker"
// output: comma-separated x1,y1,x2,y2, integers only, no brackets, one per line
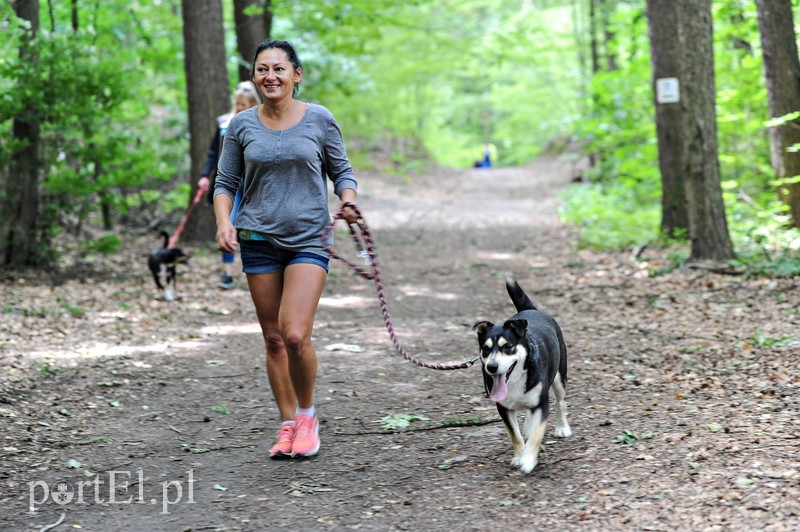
291,414,320,457
268,423,295,459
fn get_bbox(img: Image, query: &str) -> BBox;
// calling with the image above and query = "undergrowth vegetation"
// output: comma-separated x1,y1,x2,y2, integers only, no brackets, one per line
559,2,800,278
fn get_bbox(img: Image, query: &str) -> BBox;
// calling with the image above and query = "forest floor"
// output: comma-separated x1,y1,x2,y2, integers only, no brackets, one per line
1,155,799,531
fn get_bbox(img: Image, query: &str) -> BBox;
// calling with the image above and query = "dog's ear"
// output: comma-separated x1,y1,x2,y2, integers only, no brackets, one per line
473,321,492,335
505,319,528,338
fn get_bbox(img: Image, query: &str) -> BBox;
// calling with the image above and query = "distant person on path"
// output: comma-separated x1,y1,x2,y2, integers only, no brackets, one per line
213,39,359,459
473,141,498,168
198,81,260,289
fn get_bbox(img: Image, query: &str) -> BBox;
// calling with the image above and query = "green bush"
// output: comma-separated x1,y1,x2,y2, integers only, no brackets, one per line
559,182,660,250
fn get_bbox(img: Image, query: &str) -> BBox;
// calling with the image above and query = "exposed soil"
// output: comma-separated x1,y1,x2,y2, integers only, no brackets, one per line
1,156,799,531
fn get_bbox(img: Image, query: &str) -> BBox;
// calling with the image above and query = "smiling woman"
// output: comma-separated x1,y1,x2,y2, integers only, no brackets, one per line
251,43,306,130
252,41,303,99
212,39,361,461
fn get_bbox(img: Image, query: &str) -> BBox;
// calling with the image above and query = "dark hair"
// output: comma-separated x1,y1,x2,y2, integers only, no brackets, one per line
250,39,303,97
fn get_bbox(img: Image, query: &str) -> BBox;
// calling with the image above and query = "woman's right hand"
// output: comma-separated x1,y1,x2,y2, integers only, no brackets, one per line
215,221,238,253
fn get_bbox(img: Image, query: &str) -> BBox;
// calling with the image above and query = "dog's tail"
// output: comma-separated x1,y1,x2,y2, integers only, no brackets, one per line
159,230,169,248
506,277,537,312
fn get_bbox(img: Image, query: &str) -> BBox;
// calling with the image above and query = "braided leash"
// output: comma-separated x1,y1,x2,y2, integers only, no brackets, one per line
325,202,479,371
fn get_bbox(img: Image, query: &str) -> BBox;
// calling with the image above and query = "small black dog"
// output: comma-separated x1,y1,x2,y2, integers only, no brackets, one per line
473,278,571,474
148,231,189,301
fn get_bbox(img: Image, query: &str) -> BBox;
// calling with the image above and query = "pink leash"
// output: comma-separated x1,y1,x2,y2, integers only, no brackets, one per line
325,202,479,371
167,183,208,249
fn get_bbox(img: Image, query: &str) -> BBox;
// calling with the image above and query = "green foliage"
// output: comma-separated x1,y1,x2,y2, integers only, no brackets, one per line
1,1,187,261
736,249,800,278
272,0,582,170
1,0,798,275
81,234,122,255
373,412,430,431
559,182,660,250
648,249,689,277
561,0,800,276
560,5,663,251
747,329,800,348
56,297,86,318
613,429,655,444
726,190,800,277
35,361,57,377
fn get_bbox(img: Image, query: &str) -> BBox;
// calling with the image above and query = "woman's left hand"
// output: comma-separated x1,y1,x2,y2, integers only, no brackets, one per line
341,201,360,224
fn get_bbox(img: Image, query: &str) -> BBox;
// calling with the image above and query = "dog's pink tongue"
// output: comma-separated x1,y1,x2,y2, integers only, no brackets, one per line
490,374,508,403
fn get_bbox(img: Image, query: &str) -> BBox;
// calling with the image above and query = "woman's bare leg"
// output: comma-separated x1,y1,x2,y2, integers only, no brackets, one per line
279,263,327,409
246,272,296,421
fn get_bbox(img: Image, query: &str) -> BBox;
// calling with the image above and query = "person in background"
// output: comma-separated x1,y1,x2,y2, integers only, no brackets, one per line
473,140,498,168
213,40,359,459
197,81,260,289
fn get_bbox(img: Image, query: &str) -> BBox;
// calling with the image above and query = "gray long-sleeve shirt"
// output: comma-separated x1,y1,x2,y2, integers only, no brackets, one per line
213,103,357,255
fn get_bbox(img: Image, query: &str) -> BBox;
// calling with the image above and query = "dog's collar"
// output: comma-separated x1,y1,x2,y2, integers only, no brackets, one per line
505,360,518,382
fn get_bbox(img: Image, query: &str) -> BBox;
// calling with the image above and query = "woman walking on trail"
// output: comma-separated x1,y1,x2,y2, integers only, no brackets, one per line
213,39,359,459
198,81,260,289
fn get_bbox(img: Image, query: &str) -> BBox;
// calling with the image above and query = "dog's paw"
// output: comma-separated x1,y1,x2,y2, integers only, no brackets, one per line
554,425,572,438
511,456,521,467
518,454,537,474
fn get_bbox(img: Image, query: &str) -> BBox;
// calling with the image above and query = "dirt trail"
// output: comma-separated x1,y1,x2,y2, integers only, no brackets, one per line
1,156,799,531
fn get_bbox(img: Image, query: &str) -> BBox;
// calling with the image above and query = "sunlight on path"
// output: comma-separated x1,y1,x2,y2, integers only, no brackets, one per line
357,158,570,231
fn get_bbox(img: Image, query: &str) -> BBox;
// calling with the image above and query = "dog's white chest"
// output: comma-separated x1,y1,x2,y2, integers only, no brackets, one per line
501,378,542,410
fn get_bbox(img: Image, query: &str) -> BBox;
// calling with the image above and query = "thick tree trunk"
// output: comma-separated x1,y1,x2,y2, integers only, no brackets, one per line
681,0,735,267
180,0,230,244
646,0,688,237
0,0,42,267
234,0,272,82
755,0,800,228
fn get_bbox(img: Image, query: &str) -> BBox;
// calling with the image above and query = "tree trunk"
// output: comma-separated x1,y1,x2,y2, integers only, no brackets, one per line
0,0,42,267
233,0,272,82
589,0,600,74
681,0,735,267
571,0,588,81
646,0,688,237
180,0,230,244
755,0,800,228
71,0,78,33
599,0,618,72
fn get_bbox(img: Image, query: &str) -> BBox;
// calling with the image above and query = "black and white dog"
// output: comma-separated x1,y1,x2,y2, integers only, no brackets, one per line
473,278,572,474
148,231,189,301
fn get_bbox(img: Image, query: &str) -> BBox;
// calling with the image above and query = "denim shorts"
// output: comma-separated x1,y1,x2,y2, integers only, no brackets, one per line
238,232,329,274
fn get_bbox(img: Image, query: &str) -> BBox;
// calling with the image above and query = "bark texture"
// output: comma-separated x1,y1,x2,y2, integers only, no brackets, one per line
680,0,735,266
1,0,42,266
180,0,230,244
755,0,800,228
234,0,272,82
647,0,688,236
